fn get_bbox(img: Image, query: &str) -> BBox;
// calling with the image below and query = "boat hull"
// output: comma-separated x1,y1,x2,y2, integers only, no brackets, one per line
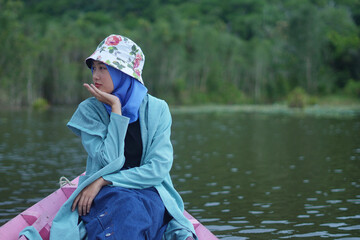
0,176,218,240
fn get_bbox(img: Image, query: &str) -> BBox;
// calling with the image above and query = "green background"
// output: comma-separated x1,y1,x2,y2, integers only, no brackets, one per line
1,0,360,106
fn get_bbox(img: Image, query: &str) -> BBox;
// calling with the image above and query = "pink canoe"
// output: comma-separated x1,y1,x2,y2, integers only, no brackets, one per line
0,176,218,240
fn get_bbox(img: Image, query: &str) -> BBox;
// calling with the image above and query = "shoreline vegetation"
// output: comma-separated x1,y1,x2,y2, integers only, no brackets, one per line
171,102,360,118
1,0,359,108
1,95,359,119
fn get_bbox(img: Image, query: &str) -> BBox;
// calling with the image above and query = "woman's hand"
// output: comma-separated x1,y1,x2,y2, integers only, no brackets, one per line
72,177,110,216
83,83,122,115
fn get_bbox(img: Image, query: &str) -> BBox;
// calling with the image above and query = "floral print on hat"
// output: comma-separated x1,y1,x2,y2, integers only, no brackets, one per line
86,34,145,85
105,35,122,46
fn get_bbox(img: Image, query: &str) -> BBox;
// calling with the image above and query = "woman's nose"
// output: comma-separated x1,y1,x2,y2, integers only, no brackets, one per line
93,70,100,80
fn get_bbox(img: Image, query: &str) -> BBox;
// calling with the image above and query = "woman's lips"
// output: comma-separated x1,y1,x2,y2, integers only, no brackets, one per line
94,83,102,88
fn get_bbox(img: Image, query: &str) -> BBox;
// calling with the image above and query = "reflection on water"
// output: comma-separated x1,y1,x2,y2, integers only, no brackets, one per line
0,107,360,239
0,108,86,222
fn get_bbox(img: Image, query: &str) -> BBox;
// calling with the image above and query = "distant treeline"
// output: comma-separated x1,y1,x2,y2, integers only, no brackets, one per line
1,0,360,106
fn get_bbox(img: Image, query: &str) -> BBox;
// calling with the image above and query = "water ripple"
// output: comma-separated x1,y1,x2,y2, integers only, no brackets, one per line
261,220,291,224
320,223,347,228
339,225,360,231
2,109,360,239
239,228,277,234
337,215,360,220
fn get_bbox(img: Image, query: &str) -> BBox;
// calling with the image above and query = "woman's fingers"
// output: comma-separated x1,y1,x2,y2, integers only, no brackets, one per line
90,84,101,93
78,195,89,216
72,190,87,216
71,178,107,216
81,198,88,216
86,197,93,214
84,84,100,98
90,84,113,102
71,195,79,211
72,194,87,215
83,83,92,92
72,188,98,215
72,195,80,212
83,83,113,105
82,196,89,215
77,195,84,216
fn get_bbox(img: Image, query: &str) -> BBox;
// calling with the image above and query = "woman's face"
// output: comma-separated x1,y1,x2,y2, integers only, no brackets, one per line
92,61,114,93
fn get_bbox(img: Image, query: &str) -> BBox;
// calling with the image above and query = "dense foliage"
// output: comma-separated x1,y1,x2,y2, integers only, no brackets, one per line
1,0,359,106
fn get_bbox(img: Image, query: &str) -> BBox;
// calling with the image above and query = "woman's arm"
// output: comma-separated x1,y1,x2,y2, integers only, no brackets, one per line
81,113,128,168
71,177,110,216
72,84,128,215
83,83,122,115
80,83,129,167
103,102,173,189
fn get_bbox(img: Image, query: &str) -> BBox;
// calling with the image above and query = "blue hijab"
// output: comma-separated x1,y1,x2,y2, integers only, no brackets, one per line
92,64,148,123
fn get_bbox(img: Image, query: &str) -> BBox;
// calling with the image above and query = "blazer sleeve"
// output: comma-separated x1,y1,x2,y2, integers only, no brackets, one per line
67,99,129,168
103,102,173,189
80,113,129,168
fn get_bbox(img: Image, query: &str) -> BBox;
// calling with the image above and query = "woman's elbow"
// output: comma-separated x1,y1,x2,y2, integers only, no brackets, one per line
94,151,111,167
153,161,172,182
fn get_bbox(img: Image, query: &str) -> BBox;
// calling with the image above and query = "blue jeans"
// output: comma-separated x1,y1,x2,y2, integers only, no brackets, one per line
81,186,171,240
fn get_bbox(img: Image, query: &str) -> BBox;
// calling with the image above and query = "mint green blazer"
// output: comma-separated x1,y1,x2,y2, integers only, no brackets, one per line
20,94,196,240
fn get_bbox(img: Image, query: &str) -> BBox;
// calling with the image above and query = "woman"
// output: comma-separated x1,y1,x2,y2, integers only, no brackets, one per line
20,35,197,240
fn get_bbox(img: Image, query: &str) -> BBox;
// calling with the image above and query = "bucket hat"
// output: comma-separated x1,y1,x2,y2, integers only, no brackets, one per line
86,34,145,85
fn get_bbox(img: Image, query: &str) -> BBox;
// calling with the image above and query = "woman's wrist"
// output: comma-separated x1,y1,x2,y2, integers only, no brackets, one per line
111,100,122,115
99,177,110,187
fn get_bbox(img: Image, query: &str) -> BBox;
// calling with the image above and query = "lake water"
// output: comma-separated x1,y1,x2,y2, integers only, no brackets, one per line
0,106,360,239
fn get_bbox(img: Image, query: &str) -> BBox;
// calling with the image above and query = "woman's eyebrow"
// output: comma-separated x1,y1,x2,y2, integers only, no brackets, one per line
93,63,106,67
